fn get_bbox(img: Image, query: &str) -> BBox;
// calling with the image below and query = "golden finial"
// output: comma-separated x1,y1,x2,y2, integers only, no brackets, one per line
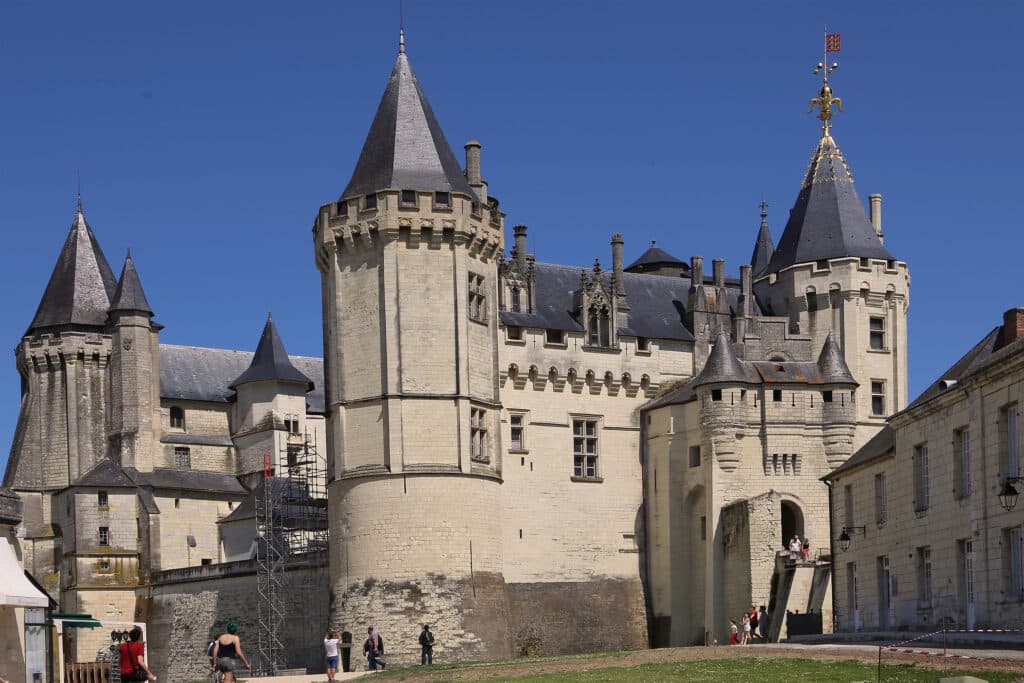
809,27,843,136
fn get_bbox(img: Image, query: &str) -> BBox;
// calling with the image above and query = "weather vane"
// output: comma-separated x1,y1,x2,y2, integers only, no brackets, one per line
809,28,842,135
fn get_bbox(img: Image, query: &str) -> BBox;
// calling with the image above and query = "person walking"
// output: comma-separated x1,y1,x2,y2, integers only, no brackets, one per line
212,621,251,683
324,629,341,681
119,626,157,681
741,614,751,645
802,537,811,562
729,619,739,644
419,624,435,665
748,605,759,641
363,626,385,671
758,606,770,642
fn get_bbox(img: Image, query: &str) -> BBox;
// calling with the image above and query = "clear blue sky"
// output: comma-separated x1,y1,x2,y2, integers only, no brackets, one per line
2,2,1021,473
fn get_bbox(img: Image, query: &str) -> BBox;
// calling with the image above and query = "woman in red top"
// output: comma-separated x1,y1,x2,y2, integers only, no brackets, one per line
119,627,157,682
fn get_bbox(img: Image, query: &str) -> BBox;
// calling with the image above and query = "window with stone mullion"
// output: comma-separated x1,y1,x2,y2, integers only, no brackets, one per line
573,419,599,478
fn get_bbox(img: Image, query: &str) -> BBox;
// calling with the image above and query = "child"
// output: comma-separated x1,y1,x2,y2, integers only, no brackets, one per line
729,619,739,644
741,614,751,645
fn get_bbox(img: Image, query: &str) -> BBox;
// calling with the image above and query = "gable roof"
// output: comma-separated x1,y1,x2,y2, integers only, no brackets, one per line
159,345,325,413
340,34,475,202
28,202,118,334
765,133,893,274
229,315,314,391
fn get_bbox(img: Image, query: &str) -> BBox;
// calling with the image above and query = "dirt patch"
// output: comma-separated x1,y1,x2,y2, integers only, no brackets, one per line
376,644,1024,681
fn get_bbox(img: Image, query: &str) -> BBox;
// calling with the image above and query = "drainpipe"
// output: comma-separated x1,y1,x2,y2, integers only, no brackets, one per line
825,479,839,633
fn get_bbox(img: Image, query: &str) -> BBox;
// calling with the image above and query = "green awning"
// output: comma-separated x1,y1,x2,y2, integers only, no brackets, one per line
52,612,102,628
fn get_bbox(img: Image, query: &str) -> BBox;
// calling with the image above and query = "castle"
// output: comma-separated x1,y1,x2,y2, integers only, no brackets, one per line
4,30,909,672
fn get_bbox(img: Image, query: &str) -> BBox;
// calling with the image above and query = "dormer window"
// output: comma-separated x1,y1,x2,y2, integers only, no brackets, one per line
434,191,450,208
511,287,521,313
400,190,417,206
169,406,185,430
364,194,378,210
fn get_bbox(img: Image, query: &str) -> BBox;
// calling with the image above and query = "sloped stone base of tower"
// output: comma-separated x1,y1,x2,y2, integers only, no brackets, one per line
506,577,648,656
334,571,513,666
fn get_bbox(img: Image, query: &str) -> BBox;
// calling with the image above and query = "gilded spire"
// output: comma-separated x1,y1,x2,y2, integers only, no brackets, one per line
808,30,842,136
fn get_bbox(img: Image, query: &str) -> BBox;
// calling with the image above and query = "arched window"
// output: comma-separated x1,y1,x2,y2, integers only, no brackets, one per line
169,406,185,430
511,287,521,313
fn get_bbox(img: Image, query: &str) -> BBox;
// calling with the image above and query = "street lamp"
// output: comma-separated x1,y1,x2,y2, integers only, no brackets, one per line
838,526,865,552
998,477,1022,512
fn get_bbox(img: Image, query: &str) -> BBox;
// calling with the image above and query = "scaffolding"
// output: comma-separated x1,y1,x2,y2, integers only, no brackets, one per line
254,431,328,675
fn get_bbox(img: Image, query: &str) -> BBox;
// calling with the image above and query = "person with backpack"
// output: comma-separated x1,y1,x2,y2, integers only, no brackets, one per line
418,624,435,665
119,626,157,681
212,621,251,683
362,626,385,671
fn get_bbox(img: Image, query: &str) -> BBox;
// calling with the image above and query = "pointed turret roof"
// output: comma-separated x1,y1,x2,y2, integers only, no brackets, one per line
817,331,857,384
695,331,752,386
28,201,118,334
110,250,153,316
625,241,688,272
764,132,893,274
229,314,314,391
750,200,775,277
340,31,476,202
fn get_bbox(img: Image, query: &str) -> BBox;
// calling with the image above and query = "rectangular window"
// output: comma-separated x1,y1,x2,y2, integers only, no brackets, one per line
174,446,191,469
874,473,887,526
336,200,347,216
1002,403,1020,481
869,316,885,350
822,390,833,403
772,389,782,402
689,445,701,468
636,337,650,352
844,484,854,527
1005,526,1023,599
99,559,111,572
510,287,522,313
847,562,858,626
545,328,566,345
98,491,109,509
468,273,487,323
510,413,525,451
954,427,971,498
913,443,929,512
506,326,523,341
871,381,886,416
711,389,722,402
99,526,109,546
572,418,599,479
917,546,933,607
169,406,185,429
700,516,707,541
470,408,489,463
400,189,417,206
363,193,377,210
434,191,451,207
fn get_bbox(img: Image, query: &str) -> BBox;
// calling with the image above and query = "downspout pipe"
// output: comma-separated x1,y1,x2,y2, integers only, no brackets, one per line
825,479,838,633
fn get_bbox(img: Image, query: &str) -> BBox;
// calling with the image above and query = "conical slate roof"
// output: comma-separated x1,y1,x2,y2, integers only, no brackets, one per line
695,331,752,386
230,314,313,391
817,331,857,384
110,250,153,316
750,212,775,278
625,241,688,272
340,32,476,202
764,133,892,274
28,201,118,333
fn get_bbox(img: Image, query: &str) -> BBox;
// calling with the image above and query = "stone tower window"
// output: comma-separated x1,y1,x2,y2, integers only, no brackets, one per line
636,337,650,352
510,287,521,313
174,447,192,470
545,329,566,345
688,446,701,468
822,390,833,403
572,418,599,479
470,408,489,463
97,491,108,509
434,191,451,208
913,443,930,513
170,406,185,430
400,190,417,206
363,194,377,210
871,381,886,415
587,307,611,347
869,317,886,350
468,273,487,323
98,526,109,546
772,390,782,403
509,413,526,452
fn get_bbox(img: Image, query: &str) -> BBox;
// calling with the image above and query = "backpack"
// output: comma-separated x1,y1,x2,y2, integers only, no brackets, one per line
207,640,217,658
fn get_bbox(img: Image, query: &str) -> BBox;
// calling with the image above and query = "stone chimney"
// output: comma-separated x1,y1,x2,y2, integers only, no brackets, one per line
712,258,725,289
690,256,704,288
1003,307,1024,345
611,233,627,306
869,193,883,244
736,264,752,342
465,140,487,204
513,225,528,267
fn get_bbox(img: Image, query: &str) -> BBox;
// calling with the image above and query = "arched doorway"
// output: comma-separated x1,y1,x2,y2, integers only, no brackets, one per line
780,500,804,549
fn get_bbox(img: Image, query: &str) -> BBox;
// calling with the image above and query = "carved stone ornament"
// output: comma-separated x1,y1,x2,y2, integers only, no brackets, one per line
123,339,133,351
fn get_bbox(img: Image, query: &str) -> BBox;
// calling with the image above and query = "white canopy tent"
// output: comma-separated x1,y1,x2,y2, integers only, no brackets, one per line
0,536,48,608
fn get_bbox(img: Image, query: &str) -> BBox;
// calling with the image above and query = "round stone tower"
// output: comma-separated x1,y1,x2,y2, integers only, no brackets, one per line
313,32,511,665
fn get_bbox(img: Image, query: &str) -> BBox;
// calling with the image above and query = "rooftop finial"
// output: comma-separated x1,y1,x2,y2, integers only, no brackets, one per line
398,0,405,55
76,167,82,213
399,28,405,54
809,27,843,136
760,193,768,221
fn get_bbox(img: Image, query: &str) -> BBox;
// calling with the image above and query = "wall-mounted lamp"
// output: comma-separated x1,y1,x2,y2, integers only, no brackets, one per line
838,526,866,552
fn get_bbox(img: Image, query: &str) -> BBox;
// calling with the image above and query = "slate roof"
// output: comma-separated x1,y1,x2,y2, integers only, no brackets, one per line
499,262,755,341
694,332,857,388
161,433,235,447
160,345,325,414
765,133,893,274
28,202,118,334
110,250,153,315
695,332,752,385
74,458,137,488
340,33,476,202
642,378,698,410
823,425,895,480
230,315,314,391
750,215,775,278
817,331,857,384
124,467,246,495
624,242,688,272
904,326,1002,411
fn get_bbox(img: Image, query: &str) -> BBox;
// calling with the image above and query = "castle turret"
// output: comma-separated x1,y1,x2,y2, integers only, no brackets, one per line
752,61,909,447
5,201,117,491
108,250,160,472
313,30,510,664
749,198,774,278
229,314,313,487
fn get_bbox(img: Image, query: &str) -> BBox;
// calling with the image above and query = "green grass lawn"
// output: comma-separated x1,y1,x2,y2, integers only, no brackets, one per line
376,657,1021,682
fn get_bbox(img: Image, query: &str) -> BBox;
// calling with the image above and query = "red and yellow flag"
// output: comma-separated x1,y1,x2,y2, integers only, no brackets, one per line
826,33,842,52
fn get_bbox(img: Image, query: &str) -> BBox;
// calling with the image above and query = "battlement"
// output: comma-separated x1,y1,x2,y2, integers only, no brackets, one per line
18,331,112,373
